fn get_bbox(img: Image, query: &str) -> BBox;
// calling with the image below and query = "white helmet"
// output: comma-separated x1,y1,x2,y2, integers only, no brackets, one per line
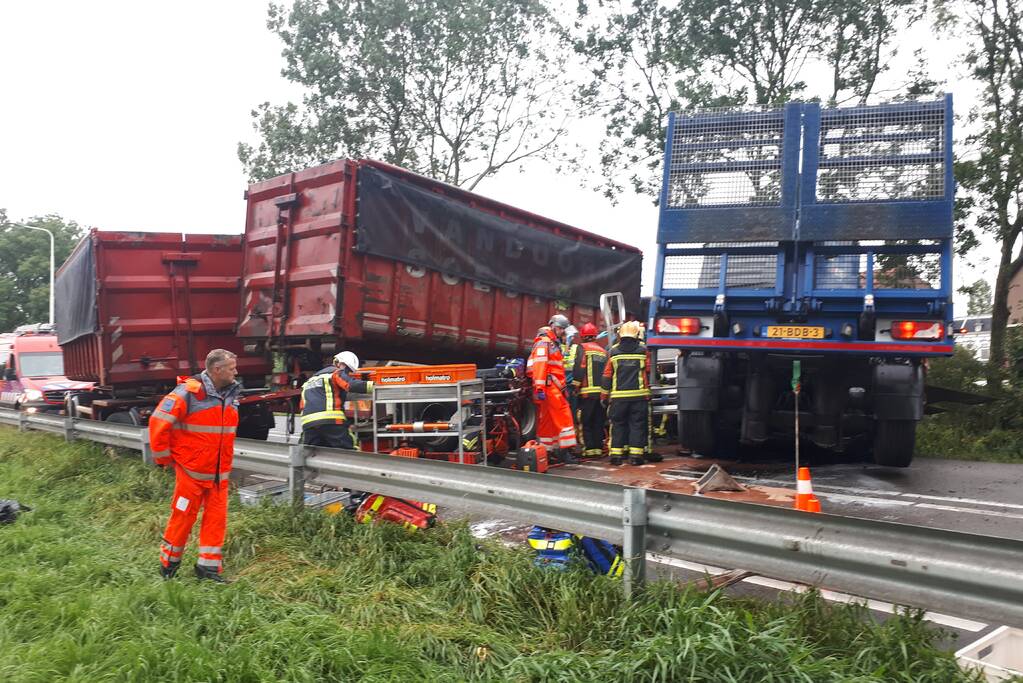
565,325,579,342
333,351,360,371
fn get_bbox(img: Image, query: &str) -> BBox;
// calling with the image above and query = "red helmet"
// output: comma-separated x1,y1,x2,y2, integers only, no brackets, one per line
579,322,599,338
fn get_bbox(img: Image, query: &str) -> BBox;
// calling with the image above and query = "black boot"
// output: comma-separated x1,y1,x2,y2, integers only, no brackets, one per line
610,456,623,466
645,452,663,463
560,449,578,464
194,564,229,584
160,561,180,580
629,455,646,466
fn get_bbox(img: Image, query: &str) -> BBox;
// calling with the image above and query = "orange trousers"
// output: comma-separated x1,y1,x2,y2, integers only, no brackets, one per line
535,384,577,451
160,465,228,573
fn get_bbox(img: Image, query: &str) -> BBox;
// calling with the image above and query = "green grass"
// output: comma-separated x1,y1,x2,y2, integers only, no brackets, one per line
0,428,987,682
917,416,1023,463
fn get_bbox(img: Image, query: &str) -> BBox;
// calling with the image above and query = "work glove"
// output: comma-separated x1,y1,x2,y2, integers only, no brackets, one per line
534,389,546,401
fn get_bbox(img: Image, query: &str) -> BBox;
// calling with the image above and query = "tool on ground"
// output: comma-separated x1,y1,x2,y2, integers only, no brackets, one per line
791,359,801,484
0,499,30,524
694,464,746,494
516,440,549,473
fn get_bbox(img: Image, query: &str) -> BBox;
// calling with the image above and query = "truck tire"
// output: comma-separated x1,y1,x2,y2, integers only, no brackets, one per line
680,410,716,455
873,419,915,467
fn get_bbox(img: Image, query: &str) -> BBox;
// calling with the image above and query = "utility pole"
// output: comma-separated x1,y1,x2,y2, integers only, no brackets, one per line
12,223,55,325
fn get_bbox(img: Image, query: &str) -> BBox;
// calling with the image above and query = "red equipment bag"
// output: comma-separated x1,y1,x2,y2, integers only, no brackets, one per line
355,494,436,531
517,440,548,473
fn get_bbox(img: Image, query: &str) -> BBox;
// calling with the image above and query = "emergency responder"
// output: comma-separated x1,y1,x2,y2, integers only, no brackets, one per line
527,315,578,463
150,349,242,583
600,321,663,466
572,322,608,457
300,351,374,449
562,324,581,431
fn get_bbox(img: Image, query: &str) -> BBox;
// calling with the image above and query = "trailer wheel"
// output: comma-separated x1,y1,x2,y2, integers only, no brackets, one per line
105,409,141,426
872,419,915,467
679,410,716,455
516,400,537,443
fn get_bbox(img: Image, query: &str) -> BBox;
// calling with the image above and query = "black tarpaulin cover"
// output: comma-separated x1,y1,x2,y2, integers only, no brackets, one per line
55,235,97,345
356,165,641,312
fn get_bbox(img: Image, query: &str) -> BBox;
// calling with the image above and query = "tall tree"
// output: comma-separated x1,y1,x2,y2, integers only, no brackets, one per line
937,0,1023,379
959,279,994,316
0,211,85,331
239,0,573,189
575,0,925,201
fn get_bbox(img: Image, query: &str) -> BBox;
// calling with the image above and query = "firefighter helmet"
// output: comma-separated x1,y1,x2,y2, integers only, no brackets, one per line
579,322,599,338
619,321,643,339
333,351,360,371
548,314,570,329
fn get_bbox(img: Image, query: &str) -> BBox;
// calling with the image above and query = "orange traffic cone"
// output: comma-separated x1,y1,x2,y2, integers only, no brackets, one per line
806,496,821,513
794,467,815,511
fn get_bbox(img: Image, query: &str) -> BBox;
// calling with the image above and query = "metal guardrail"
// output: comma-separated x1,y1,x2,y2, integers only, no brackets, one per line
3,406,1023,627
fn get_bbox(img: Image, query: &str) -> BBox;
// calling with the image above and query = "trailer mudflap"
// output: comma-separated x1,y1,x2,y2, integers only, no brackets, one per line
677,354,722,411
873,363,924,421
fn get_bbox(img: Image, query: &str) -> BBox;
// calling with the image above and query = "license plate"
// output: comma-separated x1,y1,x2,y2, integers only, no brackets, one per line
766,325,825,340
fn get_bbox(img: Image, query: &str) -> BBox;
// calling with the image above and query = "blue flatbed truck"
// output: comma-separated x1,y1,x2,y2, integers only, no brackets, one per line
646,96,955,467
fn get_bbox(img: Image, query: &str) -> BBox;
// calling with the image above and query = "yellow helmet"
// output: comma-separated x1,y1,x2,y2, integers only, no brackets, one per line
619,321,642,339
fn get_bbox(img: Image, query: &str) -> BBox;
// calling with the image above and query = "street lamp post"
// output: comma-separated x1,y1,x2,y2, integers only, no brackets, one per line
12,223,55,326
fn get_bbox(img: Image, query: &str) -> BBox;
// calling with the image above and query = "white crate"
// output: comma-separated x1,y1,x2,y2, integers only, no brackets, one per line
304,490,351,513
237,479,288,507
956,627,1023,682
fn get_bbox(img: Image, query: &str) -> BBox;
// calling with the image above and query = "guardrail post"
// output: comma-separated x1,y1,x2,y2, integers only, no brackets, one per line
63,414,76,443
139,428,154,465
622,487,648,600
18,410,28,433
288,443,307,506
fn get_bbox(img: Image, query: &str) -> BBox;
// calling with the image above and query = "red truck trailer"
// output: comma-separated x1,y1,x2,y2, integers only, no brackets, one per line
55,230,274,435
54,160,642,446
238,159,642,374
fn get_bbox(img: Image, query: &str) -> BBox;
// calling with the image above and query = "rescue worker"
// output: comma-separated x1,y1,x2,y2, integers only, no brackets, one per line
300,351,374,449
150,349,242,583
561,324,581,434
573,322,608,457
527,315,578,463
600,321,663,466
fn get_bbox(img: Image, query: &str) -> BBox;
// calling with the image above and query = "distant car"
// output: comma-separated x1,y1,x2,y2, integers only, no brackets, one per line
0,325,93,413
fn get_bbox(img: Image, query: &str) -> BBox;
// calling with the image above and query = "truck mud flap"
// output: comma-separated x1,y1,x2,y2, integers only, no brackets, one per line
872,364,924,421
676,355,722,412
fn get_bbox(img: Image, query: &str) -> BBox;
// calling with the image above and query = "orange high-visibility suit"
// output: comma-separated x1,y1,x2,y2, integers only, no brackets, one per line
527,327,577,452
149,373,240,575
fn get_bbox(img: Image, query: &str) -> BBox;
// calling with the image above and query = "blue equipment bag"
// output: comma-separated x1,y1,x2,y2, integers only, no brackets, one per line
576,536,624,577
527,526,574,570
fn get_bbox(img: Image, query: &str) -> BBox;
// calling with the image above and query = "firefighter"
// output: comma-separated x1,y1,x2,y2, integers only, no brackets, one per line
573,322,608,457
150,349,242,583
562,324,581,432
600,321,663,466
527,315,578,463
300,351,374,449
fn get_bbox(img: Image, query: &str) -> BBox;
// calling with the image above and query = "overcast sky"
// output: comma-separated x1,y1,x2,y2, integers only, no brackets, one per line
0,1,994,307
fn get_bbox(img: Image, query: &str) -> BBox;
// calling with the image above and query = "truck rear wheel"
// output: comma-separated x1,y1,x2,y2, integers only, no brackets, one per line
873,419,915,467
680,410,716,455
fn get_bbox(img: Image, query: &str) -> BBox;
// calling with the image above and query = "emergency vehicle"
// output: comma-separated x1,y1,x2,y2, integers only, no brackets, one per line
0,324,92,413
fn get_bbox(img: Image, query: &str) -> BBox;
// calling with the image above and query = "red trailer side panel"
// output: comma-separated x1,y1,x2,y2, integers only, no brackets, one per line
239,159,637,364
58,230,270,387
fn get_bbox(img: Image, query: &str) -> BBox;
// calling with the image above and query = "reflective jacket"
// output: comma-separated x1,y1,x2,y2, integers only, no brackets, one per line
574,341,608,396
600,338,651,401
149,372,241,483
527,328,566,392
562,341,580,388
300,367,373,429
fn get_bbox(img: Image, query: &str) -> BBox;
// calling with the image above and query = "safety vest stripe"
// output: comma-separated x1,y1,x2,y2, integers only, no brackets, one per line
612,354,647,362
173,423,236,434
610,388,650,398
197,545,221,554
151,410,177,424
180,466,231,481
580,386,603,396
196,557,221,568
301,410,347,425
152,449,171,460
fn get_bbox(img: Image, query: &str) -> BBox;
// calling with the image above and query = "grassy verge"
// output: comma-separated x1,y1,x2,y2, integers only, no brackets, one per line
917,417,1023,463
0,428,984,682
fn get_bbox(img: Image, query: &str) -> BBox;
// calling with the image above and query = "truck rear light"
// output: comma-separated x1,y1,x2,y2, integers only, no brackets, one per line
656,317,702,335
890,321,943,341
